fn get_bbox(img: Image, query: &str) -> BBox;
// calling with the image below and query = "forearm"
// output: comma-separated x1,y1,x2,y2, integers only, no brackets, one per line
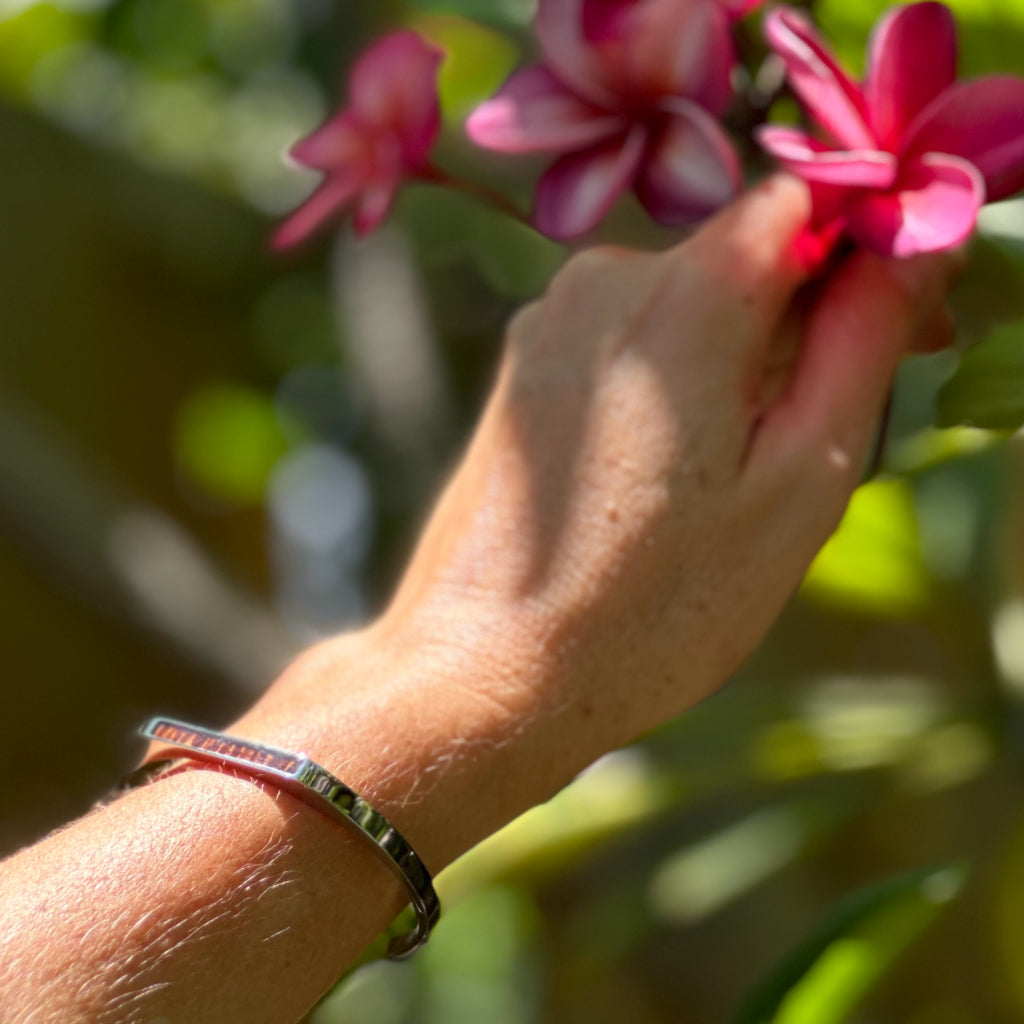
0,765,401,1024
0,627,596,1024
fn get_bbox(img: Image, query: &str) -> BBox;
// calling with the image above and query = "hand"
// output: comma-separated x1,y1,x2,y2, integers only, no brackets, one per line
228,176,957,868
383,175,957,748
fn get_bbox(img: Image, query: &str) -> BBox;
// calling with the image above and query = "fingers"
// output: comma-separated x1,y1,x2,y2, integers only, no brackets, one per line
624,175,816,428
532,175,813,379
756,274,955,410
679,173,816,333
755,301,805,411
523,245,662,365
750,249,959,486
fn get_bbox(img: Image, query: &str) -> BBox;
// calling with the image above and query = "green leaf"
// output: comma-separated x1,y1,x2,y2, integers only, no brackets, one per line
648,796,862,927
733,863,968,1024
402,188,563,299
815,0,1024,77
414,886,543,1024
409,13,519,122
801,479,931,617
938,320,1024,430
886,426,1001,474
407,0,534,32
951,234,1024,346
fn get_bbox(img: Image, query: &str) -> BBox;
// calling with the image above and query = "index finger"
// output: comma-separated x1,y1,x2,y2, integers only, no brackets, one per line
750,248,959,483
679,173,816,335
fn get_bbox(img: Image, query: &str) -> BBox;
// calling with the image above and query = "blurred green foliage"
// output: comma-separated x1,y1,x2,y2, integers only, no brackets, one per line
1,0,1024,1022
174,382,297,504
939,321,1024,429
411,13,519,122
802,480,931,618
735,864,968,1024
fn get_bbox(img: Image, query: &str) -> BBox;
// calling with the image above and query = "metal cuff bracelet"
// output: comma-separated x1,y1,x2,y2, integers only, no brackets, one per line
120,716,440,959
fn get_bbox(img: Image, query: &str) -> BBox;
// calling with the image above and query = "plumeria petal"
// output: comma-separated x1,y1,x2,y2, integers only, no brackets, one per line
352,182,399,237
272,174,364,250
534,126,647,239
275,31,444,245
865,2,957,151
592,0,735,113
758,126,899,188
764,8,875,151
806,180,855,228
720,0,765,17
348,31,444,166
636,99,740,224
466,65,628,154
795,190,848,267
536,0,620,106
845,152,984,256
904,76,1024,201
581,0,635,43
680,0,737,115
289,112,368,172
537,0,735,112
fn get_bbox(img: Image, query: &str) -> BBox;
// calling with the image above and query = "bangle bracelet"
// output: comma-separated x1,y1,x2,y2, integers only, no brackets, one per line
121,717,441,960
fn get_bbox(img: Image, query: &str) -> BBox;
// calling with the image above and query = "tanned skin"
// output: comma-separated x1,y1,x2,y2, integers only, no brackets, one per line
0,177,958,1023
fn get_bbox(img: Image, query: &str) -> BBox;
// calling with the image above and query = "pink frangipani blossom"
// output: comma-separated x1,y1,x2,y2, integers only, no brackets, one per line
273,31,443,250
467,0,750,240
759,2,1024,257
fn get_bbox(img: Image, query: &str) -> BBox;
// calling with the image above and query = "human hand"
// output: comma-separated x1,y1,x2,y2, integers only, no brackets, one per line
227,176,957,869
382,175,958,752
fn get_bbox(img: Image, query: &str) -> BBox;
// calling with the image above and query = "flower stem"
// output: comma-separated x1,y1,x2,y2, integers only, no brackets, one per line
421,166,533,229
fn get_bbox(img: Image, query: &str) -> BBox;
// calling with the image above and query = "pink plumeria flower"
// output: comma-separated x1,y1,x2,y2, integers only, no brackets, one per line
759,2,1024,257
466,0,749,240
274,31,444,249
722,0,766,14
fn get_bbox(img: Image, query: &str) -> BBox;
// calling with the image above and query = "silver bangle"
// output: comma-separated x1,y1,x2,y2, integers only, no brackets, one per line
121,717,440,959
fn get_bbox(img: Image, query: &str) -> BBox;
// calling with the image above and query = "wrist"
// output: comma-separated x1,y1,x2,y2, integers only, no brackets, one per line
227,615,599,873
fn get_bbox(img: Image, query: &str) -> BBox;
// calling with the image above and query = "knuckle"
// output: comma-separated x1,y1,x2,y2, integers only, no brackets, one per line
502,300,546,368
506,300,542,344
681,238,744,298
687,227,794,310
548,245,629,299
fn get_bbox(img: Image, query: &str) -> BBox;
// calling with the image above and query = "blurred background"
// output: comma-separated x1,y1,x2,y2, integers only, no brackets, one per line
2,0,1024,1021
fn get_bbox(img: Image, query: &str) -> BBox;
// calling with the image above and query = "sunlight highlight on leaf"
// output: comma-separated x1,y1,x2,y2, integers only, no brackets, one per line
0,3,89,97
801,479,931,617
419,886,541,1024
648,798,857,926
887,425,1000,474
410,13,518,123
735,864,968,1024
